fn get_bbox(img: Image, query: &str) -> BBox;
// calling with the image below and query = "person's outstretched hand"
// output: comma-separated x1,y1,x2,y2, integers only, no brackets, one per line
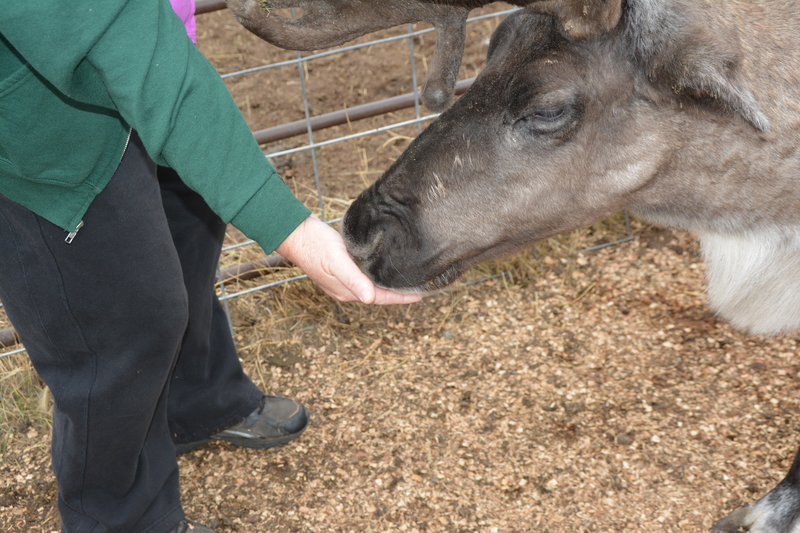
275,215,422,305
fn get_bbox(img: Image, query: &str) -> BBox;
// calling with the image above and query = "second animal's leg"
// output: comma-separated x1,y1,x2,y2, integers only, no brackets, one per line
714,447,800,533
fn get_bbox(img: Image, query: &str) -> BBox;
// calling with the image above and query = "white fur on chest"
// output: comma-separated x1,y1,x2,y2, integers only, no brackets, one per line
698,228,800,335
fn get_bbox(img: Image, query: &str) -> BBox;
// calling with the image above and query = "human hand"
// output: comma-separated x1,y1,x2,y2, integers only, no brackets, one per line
275,215,422,305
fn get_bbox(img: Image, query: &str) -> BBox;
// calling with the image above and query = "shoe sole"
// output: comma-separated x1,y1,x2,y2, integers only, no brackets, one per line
175,407,309,455
175,438,213,455
213,422,308,449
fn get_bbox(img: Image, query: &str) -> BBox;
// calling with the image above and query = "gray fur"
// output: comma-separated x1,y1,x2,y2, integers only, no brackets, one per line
224,0,619,111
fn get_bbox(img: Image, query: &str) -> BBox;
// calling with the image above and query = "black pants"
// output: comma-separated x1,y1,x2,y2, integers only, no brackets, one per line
0,132,262,532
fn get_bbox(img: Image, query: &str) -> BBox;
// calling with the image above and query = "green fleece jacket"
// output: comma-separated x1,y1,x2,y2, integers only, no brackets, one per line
0,0,310,252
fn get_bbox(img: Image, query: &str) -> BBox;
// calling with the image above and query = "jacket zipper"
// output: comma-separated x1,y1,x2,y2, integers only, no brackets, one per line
64,127,133,245
117,127,133,168
65,220,84,244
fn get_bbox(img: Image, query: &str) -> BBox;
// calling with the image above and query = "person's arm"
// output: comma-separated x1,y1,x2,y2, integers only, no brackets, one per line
0,0,419,304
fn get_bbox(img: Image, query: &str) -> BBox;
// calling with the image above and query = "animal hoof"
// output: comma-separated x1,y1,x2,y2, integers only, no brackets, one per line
712,505,750,532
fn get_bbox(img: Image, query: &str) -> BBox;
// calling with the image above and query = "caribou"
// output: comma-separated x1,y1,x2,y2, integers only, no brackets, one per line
227,1,800,531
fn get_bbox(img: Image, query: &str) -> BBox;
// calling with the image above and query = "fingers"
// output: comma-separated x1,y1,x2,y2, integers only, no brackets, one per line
372,287,422,305
332,259,422,305
326,239,422,305
328,252,376,303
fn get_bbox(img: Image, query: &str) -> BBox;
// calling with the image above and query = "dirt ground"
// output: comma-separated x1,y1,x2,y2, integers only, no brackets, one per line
2,4,800,533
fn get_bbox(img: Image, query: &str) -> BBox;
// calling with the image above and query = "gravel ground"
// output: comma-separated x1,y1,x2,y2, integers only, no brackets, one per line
3,224,800,532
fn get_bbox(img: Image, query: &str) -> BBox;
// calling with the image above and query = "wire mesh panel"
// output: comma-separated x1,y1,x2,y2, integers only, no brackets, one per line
197,3,522,302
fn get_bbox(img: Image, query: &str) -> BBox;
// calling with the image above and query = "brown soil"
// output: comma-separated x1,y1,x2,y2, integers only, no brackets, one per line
2,5,800,533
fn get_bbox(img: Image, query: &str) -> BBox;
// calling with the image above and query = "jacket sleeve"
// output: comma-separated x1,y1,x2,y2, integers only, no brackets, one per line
0,0,310,253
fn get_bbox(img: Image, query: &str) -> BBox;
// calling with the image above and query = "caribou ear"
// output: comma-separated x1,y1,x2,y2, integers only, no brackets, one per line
640,27,771,132
668,53,770,132
527,0,622,40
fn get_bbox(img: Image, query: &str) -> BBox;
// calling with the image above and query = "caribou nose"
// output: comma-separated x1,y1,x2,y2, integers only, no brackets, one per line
352,230,385,267
342,193,384,264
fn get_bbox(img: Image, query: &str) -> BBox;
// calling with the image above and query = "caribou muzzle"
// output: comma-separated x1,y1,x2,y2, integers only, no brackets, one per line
343,187,417,290
343,182,465,292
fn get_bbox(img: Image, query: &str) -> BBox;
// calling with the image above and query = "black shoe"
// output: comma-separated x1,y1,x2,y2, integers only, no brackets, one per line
175,395,309,455
168,519,217,533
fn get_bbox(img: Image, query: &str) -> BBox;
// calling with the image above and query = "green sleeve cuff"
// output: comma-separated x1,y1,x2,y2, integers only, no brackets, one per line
229,172,312,254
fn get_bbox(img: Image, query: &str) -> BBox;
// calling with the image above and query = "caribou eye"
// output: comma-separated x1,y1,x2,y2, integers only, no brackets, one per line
534,108,565,120
516,105,573,135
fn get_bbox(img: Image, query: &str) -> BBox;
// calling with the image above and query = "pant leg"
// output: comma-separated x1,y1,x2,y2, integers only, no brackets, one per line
157,166,261,444
0,133,186,533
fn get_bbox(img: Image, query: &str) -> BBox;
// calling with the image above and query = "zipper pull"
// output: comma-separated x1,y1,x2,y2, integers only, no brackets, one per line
65,220,84,244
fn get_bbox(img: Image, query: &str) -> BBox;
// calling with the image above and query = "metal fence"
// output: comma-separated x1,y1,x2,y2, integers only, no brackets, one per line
0,2,633,357
0,3,519,357
208,4,524,303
